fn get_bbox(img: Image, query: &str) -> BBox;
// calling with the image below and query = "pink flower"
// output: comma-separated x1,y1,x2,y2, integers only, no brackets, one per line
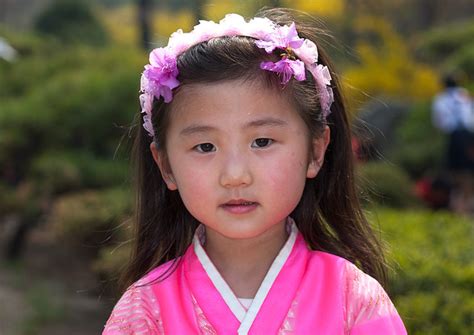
142,114,155,137
313,64,331,86
293,39,318,65
308,64,333,116
192,20,223,41
140,75,149,93
219,14,247,36
139,92,153,116
255,22,304,53
143,47,180,103
168,29,198,55
245,17,275,40
260,59,305,84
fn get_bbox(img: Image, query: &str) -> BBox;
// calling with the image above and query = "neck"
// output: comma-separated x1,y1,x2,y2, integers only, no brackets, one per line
203,221,288,298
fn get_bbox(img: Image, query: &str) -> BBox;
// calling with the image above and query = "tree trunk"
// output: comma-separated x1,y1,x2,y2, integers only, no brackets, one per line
5,203,43,260
138,0,152,51
417,0,439,29
192,0,205,23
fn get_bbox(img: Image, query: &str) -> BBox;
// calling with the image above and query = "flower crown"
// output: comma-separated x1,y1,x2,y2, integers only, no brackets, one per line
140,14,334,137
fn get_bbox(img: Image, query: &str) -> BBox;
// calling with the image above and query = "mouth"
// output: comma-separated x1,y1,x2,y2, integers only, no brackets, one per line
220,199,259,214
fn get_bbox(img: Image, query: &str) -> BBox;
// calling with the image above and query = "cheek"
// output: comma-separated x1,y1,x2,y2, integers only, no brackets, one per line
172,165,213,207
263,152,308,193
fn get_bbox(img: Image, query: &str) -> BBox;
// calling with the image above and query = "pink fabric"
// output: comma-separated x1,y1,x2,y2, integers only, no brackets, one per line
349,315,407,335
102,274,164,334
344,262,403,333
103,232,407,334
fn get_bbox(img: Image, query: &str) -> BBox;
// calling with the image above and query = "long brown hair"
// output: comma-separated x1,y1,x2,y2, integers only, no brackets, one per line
121,8,387,291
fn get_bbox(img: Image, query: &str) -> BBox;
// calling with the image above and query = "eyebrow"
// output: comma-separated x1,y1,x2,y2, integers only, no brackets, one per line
180,117,288,136
244,117,288,129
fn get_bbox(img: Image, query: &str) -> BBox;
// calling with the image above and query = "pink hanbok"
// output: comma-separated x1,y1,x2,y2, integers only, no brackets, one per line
103,219,407,334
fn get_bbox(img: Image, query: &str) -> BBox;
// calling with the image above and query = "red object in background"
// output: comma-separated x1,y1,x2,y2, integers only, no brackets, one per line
415,178,431,199
415,177,451,209
352,137,363,162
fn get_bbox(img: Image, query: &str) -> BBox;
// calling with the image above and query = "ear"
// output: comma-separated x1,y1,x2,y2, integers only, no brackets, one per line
306,126,330,179
150,142,178,190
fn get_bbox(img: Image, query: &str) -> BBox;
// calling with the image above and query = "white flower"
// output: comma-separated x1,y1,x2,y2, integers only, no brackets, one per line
245,17,276,40
219,14,247,36
192,20,223,41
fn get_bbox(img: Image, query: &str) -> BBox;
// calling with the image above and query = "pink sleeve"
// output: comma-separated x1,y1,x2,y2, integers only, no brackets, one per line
103,282,164,335
344,262,407,335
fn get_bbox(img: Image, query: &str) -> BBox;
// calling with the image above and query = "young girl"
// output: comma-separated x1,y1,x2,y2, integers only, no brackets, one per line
103,8,407,334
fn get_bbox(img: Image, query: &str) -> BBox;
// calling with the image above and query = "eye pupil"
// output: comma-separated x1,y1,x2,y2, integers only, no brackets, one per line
255,138,270,147
200,143,214,152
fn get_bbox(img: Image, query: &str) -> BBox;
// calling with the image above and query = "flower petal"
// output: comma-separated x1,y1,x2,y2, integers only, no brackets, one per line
139,93,153,115
220,14,247,36
294,39,318,64
246,17,275,39
291,60,306,81
260,59,305,84
285,23,304,49
192,20,222,40
142,114,155,137
255,39,278,53
168,30,197,55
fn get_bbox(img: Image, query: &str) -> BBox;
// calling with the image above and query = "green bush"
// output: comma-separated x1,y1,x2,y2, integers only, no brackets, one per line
390,101,445,178
0,27,142,279
0,28,60,99
371,208,473,334
34,0,108,46
445,44,474,80
49,187,132,246
27,151,128,194
416,19,474,64
356,161,419,208
28,152,82,194
0,43,143,180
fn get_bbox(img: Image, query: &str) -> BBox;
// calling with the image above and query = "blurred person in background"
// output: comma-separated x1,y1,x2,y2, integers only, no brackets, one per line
432,74,474,214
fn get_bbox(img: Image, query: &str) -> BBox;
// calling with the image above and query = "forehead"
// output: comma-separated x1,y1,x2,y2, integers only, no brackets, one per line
167,80,305,132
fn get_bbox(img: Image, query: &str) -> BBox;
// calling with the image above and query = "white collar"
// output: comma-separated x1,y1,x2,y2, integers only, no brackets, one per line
193,218,299,334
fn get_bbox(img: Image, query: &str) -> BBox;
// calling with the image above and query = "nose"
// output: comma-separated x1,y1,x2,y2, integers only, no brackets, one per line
219,149,253,188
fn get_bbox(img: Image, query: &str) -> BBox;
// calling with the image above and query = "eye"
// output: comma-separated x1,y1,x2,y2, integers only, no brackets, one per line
194,143,216,153
251,138,274,148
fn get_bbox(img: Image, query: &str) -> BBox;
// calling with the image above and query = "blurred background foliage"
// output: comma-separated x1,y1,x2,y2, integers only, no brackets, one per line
371,208,473,334
0,0,473,334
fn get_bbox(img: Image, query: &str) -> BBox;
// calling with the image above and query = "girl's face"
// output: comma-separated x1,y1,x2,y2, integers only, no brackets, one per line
151,80,329,240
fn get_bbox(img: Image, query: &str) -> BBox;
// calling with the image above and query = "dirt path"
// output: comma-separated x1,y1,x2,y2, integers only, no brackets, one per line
0,219,116,335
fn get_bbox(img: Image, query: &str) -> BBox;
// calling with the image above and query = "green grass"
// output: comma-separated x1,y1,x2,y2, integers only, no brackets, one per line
370,208,473,334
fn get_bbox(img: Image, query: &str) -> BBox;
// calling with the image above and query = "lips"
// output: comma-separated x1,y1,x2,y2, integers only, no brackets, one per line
220,199,258,214
224,199,256,205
